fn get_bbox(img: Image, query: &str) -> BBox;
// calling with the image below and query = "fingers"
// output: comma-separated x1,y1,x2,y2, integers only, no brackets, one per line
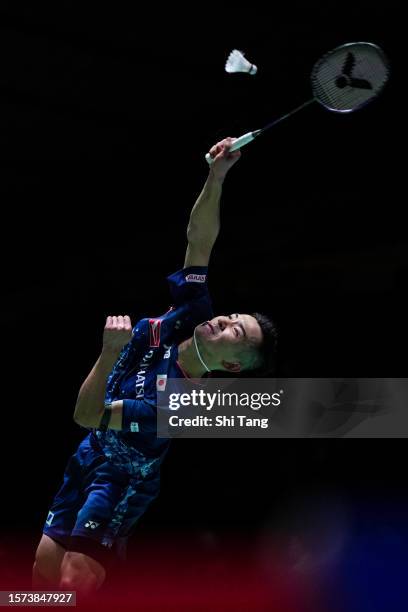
103,315,133,354
209,143,222,159
208,137,241,162
209,137,233,158
105,315,132,330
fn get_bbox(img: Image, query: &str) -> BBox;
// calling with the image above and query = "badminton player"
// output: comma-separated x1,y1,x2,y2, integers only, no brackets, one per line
32,138,277,596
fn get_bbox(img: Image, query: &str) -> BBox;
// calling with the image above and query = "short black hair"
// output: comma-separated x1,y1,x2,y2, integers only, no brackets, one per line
247,312,278,377
206,312,278,379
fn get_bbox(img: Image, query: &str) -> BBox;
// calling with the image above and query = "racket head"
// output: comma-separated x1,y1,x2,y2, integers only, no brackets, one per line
311,42,390,113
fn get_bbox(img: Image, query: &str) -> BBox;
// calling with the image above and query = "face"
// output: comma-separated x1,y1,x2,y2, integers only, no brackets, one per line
194,313,263,372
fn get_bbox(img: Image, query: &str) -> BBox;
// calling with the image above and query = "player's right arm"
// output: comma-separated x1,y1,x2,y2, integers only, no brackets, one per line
184,138,241,268
73,315,132,429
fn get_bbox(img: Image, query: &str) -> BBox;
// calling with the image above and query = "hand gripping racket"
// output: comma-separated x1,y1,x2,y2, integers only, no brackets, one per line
205,42,390,164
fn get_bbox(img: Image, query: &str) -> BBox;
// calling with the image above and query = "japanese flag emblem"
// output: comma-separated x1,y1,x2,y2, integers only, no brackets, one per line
156,374,167,391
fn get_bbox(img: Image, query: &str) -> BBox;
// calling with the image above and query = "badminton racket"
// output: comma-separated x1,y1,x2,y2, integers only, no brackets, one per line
205,42,390,164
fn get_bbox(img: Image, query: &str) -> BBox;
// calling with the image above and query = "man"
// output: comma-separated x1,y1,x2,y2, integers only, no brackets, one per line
32,138,277,596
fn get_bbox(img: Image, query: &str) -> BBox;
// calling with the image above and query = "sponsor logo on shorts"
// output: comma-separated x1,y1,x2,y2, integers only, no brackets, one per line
130,422,139,433
84,521,100,529
46,511,54,526
185,273,206,283
149,319,162,347
156,374,167,391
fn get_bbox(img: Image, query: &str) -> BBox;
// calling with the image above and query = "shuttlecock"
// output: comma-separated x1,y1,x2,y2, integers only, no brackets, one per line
225,49,257,75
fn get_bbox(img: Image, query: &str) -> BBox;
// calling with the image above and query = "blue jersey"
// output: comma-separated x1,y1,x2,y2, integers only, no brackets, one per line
90,266,213,476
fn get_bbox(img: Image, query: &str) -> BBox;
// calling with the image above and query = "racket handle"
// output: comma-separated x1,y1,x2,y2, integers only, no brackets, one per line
205,131,258,165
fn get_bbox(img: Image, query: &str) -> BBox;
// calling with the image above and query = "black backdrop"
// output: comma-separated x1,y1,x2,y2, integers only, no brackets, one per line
0,2,405,552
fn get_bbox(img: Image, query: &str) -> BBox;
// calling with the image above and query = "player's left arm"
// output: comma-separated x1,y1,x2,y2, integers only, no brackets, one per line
184,137,241,268
73,315,131,429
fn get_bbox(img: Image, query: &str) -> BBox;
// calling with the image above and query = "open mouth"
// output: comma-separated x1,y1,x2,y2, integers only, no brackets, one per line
205,321,215,334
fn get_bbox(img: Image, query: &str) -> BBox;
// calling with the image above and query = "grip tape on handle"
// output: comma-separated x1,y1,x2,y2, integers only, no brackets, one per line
205,132,256,165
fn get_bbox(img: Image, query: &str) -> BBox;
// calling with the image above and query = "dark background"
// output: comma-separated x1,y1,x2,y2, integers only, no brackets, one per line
0,1,405,552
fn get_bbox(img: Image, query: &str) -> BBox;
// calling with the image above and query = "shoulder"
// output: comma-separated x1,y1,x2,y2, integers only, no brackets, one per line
166,266,210,305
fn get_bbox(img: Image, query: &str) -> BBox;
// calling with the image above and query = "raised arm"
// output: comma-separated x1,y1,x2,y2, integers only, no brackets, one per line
184,137,241,268
73,315,132,429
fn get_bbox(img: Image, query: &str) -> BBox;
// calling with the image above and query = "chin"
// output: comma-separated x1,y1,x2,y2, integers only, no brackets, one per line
195,323,206,336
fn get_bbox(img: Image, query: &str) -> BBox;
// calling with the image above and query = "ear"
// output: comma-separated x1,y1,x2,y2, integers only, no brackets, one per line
221,359,242,373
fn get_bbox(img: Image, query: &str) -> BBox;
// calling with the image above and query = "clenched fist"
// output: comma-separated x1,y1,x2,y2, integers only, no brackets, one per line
102,315,133,355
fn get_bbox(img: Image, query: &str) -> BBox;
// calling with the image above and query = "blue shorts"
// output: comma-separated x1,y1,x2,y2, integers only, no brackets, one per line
43,434,160,565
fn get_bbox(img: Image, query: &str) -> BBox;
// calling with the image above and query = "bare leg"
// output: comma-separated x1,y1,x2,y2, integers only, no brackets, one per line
32,534,66,588
59,550,106,598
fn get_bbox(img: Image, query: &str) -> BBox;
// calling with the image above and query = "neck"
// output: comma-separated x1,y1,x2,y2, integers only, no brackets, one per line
177,336,209,378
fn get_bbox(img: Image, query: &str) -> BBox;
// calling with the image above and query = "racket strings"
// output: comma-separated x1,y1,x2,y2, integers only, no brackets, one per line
312,43,390,112
205,42,389,164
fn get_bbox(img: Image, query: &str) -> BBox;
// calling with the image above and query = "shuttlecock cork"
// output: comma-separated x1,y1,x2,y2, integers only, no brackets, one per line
225,49,257,75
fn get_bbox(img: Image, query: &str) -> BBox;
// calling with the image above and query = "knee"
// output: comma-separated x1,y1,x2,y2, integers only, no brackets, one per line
59,574,99,595
59,551,106,595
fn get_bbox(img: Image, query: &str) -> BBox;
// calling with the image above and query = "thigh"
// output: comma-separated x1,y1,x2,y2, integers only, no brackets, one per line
33,534,67,585
71,466,160,559
42,436,98,547
112,471,161,542
102,472,160,562
71,460,131,541
35,533,66,565
63,459,133,566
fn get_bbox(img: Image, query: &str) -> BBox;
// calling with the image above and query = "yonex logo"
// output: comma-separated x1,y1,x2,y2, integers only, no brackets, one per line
185,273,206,283
46,511,54,526
84,521,100,529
